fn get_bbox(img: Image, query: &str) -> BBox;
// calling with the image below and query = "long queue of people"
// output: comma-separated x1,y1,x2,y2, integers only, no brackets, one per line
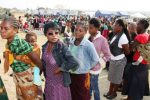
0,16,149,100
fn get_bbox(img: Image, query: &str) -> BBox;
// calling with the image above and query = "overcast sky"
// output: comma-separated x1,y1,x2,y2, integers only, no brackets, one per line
0,0,149,11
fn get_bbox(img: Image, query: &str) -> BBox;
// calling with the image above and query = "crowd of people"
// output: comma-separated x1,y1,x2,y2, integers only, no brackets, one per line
0,14,149,100
20,15,89,33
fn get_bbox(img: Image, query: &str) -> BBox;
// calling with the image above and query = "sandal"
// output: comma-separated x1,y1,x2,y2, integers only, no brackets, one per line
106,93,117,99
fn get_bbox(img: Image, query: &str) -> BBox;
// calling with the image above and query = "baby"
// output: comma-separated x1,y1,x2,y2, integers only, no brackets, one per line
25,32,41,86
25,32,43,99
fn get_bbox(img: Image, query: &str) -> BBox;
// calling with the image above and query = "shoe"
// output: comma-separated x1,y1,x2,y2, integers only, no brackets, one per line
106,93,117,99
103,92,110,97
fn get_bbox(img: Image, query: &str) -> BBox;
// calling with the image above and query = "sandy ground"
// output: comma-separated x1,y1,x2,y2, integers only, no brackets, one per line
0,31,149,100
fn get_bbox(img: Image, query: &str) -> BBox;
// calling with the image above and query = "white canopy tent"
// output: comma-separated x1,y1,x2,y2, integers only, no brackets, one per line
130,13,147,18
85,11,95,17
32,9,38,15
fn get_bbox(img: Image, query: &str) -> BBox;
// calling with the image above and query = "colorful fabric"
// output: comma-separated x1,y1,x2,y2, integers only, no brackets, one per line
7,35,33,73
133,33,149,64
8,35,33,55
13,68,43,100
137,43,150,64
33,45,41,58
14,45,41,68
3,49,14,73
43,45,71,100
14,45,42,86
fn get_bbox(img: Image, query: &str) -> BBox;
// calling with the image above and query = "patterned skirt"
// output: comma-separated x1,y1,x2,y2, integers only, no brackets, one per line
13,68,43,100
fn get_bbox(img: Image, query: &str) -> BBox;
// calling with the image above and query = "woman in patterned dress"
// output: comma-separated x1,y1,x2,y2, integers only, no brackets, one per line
42,22,79,100
1,16,43,100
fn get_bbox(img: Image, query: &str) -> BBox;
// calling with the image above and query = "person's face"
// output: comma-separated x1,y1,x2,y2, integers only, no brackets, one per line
46,28,59,43
74,25,86,39
136,21,144,34
26,36,37,46
0,20,16,39
66,22,71,26
113,22,122,34
127,24,136,34
89,24,98,36
68,23,71,27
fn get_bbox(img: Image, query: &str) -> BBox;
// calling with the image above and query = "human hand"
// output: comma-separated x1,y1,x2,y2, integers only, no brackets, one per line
132,61,140,66
54,68,62,75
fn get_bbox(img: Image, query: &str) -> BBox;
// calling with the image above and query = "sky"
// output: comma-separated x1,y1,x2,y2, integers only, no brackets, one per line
0,0,149,11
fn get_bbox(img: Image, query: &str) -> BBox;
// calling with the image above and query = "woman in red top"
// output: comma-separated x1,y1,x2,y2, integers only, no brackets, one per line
23,22,29,30
125,19,150,100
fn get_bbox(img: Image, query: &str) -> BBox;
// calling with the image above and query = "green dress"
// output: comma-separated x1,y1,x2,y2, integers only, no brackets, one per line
0,77,8,100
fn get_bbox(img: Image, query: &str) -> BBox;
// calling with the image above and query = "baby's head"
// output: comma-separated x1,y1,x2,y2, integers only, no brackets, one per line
25,32,37,46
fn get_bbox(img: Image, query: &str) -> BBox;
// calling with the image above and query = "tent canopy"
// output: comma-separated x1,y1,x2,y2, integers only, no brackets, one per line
95,10,129,17
116,11,129,16
95,10,113,17
95,10,101,17
130,13,147,18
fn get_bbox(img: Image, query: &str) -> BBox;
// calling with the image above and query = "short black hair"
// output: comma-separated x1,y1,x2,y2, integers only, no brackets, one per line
76,21,88,31
116,19,126,28
89,18,100,29
44,22,60,35
139,19,149,30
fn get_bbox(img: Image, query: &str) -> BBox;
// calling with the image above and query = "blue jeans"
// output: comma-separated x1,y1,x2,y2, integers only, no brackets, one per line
90,74,100,100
